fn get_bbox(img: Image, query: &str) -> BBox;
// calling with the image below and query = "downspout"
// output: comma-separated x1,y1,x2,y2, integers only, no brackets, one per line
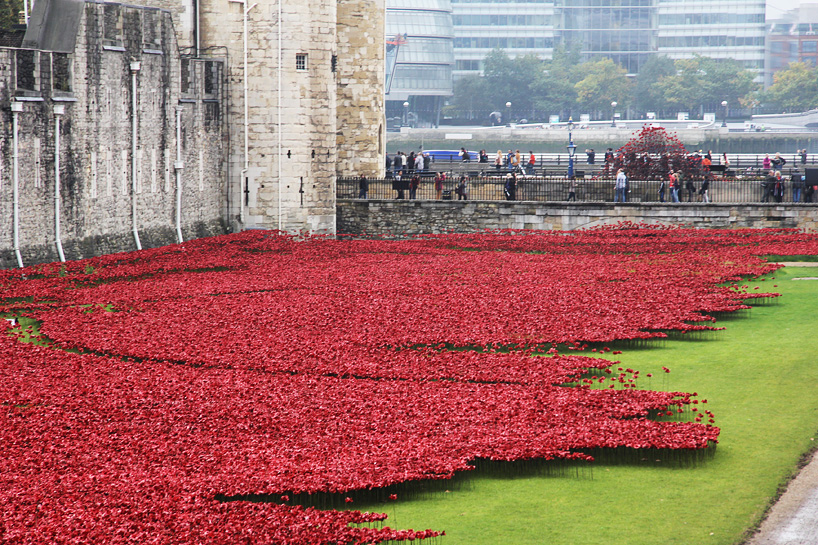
175,105,184,243
11,101,24,268
53,104,66,262
194,0,200,56
238,2,257,227
130,60,142,250
23,0,29,25
277,0,282,231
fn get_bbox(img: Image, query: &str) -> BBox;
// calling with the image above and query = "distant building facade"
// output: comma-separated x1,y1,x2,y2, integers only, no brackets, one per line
449,0,765,79
385,0,454,127
766,4,818,87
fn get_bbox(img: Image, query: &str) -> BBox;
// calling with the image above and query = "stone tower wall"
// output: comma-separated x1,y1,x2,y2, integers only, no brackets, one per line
336,0,385,178
0,1,226,268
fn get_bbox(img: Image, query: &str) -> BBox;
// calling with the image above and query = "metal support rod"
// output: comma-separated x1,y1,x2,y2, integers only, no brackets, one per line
54,104,66,262
175,105,184,243
12,102,24,268
131,61,142,250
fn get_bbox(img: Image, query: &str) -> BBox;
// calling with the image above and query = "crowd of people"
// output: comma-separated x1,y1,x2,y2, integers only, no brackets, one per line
372,148,814,203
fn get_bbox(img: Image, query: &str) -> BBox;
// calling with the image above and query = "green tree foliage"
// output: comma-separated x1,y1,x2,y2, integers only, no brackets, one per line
762,62,818,112
634,56,676,114
481,49,545,112
658,55,756,113
0,0,23,29
446,50,757,121
573,58,632,113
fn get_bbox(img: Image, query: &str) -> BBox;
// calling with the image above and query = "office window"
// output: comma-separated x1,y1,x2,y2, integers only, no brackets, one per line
296,53,308,71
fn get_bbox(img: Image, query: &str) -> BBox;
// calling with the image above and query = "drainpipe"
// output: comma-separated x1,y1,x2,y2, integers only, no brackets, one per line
194,0,200,56
11,101,24,268
23,0,29,25
53,103,66,262
277,0,282,231
130,60,142,250
242,2,257,227
174,105,184,243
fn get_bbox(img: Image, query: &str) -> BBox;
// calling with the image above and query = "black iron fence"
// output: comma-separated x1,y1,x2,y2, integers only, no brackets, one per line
339,175,818,204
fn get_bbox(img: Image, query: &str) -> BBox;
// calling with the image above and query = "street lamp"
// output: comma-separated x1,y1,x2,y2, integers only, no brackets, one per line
403,101,409,126
610,101,617,128
567,117,577,179
505,101,512,126
721,100,728,128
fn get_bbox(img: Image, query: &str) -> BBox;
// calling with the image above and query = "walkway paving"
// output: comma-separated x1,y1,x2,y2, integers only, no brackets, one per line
745,449,818,545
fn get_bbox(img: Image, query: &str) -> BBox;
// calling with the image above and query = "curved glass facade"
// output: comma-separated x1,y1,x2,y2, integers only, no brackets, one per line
386,0,454,126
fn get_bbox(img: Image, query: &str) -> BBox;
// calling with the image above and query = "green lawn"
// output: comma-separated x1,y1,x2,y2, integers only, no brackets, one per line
352,266,818,545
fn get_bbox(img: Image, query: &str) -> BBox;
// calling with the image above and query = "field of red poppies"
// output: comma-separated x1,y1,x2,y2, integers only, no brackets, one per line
2,225,816,544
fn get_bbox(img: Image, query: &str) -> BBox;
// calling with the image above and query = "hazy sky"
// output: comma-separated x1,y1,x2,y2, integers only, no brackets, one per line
767,0,806,18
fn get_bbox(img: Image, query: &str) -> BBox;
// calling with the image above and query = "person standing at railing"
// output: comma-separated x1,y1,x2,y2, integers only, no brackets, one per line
459,148,471,163
722,152,730,172
495,150,503,171
407,151,416,173
773,171,784,203
567,176,577,202
772,152,786,171
434,172,445,200
479,150,489,163
615,169,628,203
409,174,420,200
527,151,536,175
414,153,423,172
456,175,469,200
506,150,514,171
670,171,680,203
586,149,595,165
699,176,711,203
761,170,776,203
393,170,406,200
762,154,772,170
800,149,808,166
423,152,431,172
504,173,517,200
792,171,804,203
358,175,368,199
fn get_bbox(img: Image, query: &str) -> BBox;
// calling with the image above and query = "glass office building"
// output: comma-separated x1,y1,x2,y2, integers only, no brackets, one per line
451,0,556,79
448,0,766,80
657,0,765,80
555,0,655,75
386,0,455,126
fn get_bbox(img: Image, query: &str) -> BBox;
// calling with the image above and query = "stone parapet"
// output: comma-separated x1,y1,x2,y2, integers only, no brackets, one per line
337,200,818,235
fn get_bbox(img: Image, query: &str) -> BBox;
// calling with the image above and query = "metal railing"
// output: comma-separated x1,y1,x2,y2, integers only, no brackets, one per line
339,176,818,204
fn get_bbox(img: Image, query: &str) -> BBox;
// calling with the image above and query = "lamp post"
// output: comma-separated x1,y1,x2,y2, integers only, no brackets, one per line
567,117,577,179
721,100,728,128
403,101,409,126
505,101,511,126
610,101,617,128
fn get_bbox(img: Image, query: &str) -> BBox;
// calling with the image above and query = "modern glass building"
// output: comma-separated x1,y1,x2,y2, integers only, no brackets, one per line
451,0,555,79
386,0,455,127
555,0,655,75
765,4,818,87
448,0,766,80
657,0,765,80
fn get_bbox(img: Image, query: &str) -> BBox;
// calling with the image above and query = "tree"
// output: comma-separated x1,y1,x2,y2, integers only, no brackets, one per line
633,56,676,115
0,0,23,29
445,74,491,118
762,62,818,112
482,49,545,113
658,55,757,114
573,58,632,115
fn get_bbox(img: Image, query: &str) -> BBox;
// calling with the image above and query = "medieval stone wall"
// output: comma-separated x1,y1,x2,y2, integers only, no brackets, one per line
337,200,818,234
198,0,338,234
0,2,226,269
336,0,385,179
